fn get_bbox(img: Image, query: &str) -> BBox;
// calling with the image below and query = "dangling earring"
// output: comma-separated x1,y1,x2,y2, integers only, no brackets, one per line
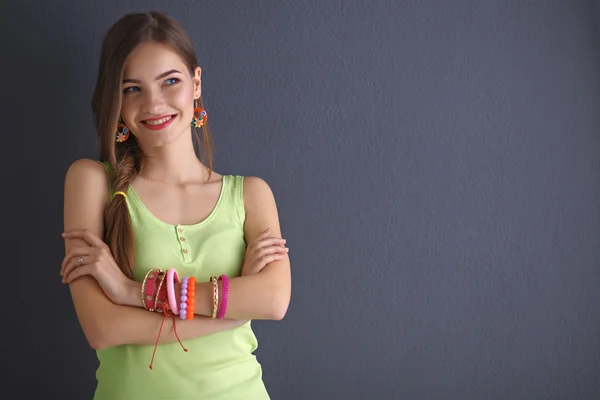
191,98,207,128
115,117,130,143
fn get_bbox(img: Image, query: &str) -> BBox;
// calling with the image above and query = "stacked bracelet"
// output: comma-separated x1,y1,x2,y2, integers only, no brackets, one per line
142,268,197,369
140,269,202,323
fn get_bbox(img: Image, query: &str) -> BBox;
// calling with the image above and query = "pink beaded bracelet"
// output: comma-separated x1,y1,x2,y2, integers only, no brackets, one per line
217,274,229,319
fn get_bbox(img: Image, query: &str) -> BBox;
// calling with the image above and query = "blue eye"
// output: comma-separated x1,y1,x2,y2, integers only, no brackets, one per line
165,78,179,85
123,86,139,93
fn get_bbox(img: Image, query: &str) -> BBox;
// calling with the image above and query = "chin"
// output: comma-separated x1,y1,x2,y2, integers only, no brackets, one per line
141,124,190,147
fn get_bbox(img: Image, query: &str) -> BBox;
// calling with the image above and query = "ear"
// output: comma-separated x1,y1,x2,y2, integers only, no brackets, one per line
193,66,202,99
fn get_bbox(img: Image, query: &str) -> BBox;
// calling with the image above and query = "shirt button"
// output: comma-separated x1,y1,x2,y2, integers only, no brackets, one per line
180,237,185,241
177,228,183,233
183,249,188,254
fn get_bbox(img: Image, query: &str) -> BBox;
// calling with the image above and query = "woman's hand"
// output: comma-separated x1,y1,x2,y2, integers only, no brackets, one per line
241,228,288,277
61,229,135,305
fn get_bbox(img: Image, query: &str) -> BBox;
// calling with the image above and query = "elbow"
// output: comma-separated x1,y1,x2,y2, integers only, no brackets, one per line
82,318,113,350
270,305,288,321
69,278,120,350
268,289,290,321
89,337,107,351
84,328,108,350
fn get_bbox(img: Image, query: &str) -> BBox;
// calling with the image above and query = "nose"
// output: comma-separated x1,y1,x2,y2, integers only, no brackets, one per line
142,87,167,115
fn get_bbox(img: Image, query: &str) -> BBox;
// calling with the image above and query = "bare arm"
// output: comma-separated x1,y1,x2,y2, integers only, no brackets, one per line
188,176,292,321
63,159,245,350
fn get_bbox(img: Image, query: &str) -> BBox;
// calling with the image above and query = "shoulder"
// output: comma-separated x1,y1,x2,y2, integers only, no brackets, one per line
64,158,111,203
65,158,108,179
241,176,276,207
240,176,283,239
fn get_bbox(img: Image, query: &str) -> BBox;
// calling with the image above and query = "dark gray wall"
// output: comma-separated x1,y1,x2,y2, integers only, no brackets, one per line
2,0,600,398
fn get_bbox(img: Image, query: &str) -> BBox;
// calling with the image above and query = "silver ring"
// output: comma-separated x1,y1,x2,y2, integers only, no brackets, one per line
77,256,83,265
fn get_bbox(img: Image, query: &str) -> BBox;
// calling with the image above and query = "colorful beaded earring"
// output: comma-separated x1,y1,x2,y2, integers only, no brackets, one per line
191,99,207,128
115,117,130,143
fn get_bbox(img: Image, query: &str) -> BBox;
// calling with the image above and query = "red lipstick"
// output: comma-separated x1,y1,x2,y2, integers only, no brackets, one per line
142,114,177,131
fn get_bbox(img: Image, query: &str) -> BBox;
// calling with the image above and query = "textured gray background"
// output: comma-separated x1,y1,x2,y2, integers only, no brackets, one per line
2,0,600,399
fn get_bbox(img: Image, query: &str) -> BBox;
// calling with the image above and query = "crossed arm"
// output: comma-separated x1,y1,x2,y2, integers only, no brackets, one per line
62,159,291,350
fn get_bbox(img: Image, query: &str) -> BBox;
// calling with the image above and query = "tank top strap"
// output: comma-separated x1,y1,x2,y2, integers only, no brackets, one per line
234,175,246,224
221,175,246,226
96,160,115,200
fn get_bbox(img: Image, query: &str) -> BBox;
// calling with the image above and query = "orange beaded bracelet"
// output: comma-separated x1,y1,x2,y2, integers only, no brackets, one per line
186,276,196,320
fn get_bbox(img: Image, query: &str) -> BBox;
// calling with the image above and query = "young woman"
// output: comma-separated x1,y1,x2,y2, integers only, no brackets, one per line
60,11,291,399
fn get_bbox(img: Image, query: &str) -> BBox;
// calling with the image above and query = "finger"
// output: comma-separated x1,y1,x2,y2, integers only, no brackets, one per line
262,237,287,246
63,264,94,284
62,229,109,250
248,253,285,275
258,247,288,261
61,249,81,273
253,237,286,252
247,242,287,264
257,245,288,258
260,228,271,237
248,230,271,250
61,255,92,279
258,253,286,269
61,247,94,273
253,229,273,245
61,247,97,276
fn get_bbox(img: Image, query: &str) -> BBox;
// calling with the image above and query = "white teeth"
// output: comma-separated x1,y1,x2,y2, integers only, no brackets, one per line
145,115,173,125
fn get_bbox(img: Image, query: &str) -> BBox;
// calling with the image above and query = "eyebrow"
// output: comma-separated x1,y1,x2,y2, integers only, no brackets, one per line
122,69,182,84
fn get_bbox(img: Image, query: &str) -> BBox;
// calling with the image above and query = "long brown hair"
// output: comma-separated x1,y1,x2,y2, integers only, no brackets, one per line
91,11,213,278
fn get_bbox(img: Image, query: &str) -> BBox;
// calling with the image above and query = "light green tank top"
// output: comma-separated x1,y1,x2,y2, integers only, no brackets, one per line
94,161,269,400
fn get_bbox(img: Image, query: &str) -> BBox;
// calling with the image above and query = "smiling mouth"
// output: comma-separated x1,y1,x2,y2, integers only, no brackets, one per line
142,115,176,125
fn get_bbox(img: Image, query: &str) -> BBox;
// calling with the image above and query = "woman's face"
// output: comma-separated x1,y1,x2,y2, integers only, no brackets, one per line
120,41,201,148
